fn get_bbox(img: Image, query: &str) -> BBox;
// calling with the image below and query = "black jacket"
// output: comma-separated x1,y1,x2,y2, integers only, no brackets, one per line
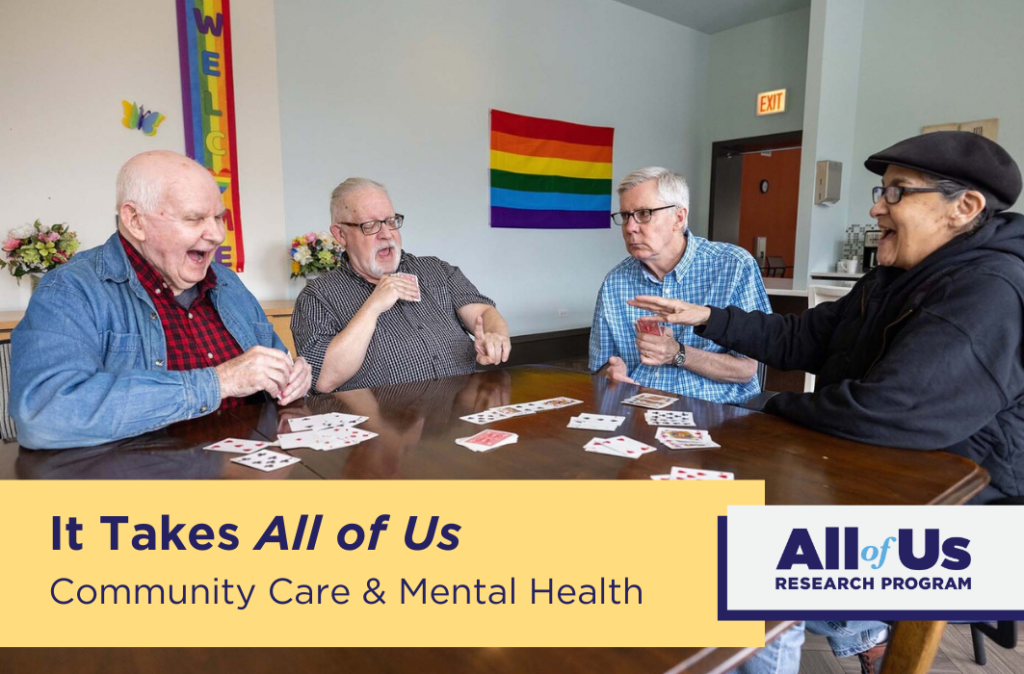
698,212,1024,503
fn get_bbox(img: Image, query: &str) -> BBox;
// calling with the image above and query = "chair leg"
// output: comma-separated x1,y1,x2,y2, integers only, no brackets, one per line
971,623,988,665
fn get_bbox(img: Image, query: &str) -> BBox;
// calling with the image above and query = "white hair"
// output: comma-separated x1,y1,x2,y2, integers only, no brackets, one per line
618,167,690,215
330,178,389,224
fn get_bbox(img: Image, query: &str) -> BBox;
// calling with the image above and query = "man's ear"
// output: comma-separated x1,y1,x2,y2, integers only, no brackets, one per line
330,223,347,249
119,202,146,241
674,206,689,232
953,190,986,229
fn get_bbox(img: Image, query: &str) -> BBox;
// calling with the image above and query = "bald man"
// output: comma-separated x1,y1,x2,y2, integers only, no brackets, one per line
11,151,311,449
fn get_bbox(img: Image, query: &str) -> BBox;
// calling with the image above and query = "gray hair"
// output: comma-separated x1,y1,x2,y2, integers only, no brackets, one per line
330,178,389,224
617,167,690,221
922,172,991,233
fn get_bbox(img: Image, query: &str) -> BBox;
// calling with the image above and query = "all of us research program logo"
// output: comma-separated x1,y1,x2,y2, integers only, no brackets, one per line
718,506,1024,621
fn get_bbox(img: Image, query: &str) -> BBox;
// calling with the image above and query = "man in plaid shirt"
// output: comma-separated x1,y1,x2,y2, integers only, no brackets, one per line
589,167,770,404
292,178,511,393
12,151,311,448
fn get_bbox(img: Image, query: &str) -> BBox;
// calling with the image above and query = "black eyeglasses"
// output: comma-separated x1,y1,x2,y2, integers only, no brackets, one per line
611,205,677,226
872,185,943,205
337,214,405,235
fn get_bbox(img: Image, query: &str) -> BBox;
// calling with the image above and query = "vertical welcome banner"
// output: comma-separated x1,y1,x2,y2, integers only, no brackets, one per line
176,0,245,271
490,110,613,229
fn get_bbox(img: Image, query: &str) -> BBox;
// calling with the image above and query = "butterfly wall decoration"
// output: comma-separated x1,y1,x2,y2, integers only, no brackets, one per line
121,100,166,136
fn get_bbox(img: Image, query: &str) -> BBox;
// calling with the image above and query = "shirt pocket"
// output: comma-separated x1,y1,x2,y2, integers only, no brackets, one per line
253,321,275,348
101,332,144,371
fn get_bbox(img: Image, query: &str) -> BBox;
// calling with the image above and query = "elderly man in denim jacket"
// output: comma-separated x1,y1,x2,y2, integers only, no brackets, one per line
11,151,311,449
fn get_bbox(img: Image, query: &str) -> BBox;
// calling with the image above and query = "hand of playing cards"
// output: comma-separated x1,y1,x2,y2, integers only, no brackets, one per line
388,272,420,301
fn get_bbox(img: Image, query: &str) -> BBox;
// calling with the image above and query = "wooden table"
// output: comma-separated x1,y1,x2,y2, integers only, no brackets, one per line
2,366,988,673
3,366,989,505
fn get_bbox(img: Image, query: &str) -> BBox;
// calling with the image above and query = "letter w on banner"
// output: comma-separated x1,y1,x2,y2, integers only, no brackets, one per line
176,0,245,271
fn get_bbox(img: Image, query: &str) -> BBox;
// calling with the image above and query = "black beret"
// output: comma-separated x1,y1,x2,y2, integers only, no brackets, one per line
864,131,1021,211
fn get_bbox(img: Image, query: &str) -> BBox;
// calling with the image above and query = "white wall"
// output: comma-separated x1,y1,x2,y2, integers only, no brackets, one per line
274,0,709,335
792,0,864,286
695,8,810,238
0,0,288,312
848,0,1024,223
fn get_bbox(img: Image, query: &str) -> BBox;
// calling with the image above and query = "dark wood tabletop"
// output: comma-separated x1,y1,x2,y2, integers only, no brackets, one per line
4,365,989,506
1,366,986,674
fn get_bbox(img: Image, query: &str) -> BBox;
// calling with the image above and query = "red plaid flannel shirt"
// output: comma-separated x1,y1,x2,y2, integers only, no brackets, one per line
121,235,244,408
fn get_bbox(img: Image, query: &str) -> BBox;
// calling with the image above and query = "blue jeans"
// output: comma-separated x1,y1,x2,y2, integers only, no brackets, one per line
734,620,888,674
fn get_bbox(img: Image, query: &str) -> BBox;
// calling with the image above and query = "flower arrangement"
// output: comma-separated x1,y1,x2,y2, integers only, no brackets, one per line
1,220,80,282
289,231,343,278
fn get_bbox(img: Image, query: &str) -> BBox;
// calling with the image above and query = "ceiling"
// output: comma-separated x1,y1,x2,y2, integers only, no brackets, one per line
611,0,810,34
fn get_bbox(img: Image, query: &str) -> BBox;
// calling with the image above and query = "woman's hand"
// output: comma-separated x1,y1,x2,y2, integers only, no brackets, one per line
628,296,712,326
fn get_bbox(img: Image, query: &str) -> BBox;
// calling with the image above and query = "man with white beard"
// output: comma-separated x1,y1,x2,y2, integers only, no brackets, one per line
292,178,511,392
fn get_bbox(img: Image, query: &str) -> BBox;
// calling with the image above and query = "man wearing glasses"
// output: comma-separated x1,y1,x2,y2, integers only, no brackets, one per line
589,167,770,403
292,178,510,393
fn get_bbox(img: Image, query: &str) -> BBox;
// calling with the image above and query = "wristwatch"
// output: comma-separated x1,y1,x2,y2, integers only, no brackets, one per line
673,342,687,368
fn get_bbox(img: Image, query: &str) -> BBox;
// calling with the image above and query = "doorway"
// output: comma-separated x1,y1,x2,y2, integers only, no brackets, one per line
708,131,802,277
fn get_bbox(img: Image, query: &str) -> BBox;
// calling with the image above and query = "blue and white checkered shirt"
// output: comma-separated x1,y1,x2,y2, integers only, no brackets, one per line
589,230,771,403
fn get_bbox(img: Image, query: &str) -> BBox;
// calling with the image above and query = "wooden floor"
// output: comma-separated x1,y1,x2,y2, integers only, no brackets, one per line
800,624,1023,674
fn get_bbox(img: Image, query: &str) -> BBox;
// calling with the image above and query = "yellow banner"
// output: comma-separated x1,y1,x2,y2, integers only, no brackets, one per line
0,481,763,647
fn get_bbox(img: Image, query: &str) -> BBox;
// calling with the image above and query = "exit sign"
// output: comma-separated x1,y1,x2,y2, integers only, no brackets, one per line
757,89,787,116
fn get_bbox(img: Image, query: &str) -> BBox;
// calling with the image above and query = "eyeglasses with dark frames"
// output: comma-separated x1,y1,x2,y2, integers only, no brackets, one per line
610,205,677,226
871,185,944,205
337,213,405,235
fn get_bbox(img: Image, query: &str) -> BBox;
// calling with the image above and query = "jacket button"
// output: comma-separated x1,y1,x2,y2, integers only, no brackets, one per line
155,359,164,367
200,405,208,413
150,313,157,320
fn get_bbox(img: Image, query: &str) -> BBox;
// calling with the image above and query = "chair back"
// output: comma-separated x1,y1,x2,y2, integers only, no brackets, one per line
0,341,17,441
804,285,855,392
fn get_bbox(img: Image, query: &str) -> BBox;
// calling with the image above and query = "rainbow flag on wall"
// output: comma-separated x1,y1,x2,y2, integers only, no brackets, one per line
490,110,614,229
176,0,245,271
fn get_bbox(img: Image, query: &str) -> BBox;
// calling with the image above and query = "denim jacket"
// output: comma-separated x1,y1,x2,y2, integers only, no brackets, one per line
11,233,285,449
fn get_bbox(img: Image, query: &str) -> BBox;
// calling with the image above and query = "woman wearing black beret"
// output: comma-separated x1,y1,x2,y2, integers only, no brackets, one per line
632,131,1024,673
632,130,1024,504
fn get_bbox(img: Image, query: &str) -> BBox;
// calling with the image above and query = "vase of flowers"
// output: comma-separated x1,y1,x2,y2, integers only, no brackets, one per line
289,231,343,279
1,220,80,285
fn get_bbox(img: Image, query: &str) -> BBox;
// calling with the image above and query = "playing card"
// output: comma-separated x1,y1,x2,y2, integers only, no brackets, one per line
622,393,678,409
203,438,271,454
650,474,674,480
488,404,537,419
456,429,518,452
460,410,506,425
314,426,379,450
524,397,583,411
287,413,368,432
276,432,317,450
635,319,666,336
656,428,720,449
644,410,695,427
670,466,734,480
231,449,301,472
390,272,421,301
584,435,656,459
568,413,625,431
